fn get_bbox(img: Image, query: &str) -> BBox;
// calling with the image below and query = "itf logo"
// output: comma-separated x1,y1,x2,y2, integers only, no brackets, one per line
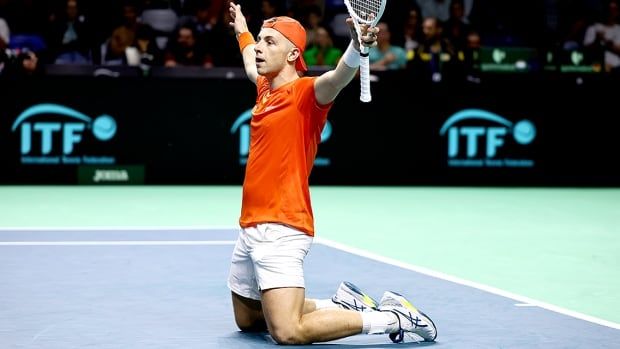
230,109,332,166
11,103,117,165
439,108,536,168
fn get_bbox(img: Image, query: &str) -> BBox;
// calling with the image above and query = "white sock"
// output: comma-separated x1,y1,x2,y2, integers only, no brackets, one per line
361,311,400,334
312,298,340,310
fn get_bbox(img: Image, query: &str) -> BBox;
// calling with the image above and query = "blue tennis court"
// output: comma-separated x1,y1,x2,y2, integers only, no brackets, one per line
2,227,618,348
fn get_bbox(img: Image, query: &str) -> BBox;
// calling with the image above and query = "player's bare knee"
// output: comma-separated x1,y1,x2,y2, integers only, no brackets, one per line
269,325,307,345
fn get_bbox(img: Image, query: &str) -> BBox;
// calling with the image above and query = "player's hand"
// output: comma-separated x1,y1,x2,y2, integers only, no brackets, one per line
362,24,379,47
229,1,249,36
346,17,379,51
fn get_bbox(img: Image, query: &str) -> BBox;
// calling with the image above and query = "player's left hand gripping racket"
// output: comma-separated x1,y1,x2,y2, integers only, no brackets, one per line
344,0,387,103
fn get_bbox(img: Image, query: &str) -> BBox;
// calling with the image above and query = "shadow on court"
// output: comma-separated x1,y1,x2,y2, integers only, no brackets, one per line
220,331,436,347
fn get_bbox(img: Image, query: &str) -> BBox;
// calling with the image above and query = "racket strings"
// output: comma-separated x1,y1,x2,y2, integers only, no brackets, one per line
348,0,382,23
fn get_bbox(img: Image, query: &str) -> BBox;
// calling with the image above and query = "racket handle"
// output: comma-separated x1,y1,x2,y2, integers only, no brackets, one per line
359,52,371,103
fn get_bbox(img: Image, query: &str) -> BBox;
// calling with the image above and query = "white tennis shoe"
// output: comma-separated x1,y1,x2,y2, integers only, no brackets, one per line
331,281,379,312
378,290,437,342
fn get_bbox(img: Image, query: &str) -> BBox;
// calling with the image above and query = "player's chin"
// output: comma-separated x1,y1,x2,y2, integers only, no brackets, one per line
255,65,268,75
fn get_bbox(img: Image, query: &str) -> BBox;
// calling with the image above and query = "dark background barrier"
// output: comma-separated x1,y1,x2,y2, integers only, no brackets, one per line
1,66,618,186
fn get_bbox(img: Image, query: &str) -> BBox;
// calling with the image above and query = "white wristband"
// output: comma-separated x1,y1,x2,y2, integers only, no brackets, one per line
342,41,360,68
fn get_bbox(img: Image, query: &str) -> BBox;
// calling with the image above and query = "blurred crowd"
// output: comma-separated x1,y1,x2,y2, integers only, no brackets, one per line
1,0,619,78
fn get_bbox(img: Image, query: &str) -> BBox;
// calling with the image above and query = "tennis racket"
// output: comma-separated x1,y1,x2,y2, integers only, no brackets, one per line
343,0,387,103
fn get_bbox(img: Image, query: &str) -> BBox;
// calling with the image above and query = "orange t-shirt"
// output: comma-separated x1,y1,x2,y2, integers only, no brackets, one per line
239,75,333,236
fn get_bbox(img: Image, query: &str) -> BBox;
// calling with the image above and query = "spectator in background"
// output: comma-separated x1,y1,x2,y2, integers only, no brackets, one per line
46,0,92,64
583,0,620,72
0,47,40,77
179,0,215,37
301,4,324,45
443,0,471,52
462,29,481,80
19,48,38,74
130,23,163,66
178,0,216,57
402,8,422,62
102,2,142,64
303,26,342,67
369,22,407,70
409,16,458,82
164,24,212,67
83,0,126,63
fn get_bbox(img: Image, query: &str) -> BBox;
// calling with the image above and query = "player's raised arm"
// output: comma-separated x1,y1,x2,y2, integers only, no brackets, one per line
314,19,378,105
229,2,258,84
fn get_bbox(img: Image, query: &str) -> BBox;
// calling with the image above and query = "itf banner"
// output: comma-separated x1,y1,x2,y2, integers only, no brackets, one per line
0,70,618,185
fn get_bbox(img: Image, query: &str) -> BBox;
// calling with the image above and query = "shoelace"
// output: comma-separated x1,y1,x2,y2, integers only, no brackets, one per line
393,308,427,329
344,299,370,311
334,297,365,312
388,309,427,343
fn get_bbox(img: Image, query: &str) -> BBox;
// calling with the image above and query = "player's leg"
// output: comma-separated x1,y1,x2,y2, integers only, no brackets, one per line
302,297,335,313
249,223,361,343
261,286,365,344
228,226,267,331
229,222,429,344
251,223,399,344
228,224,336,332
230,290,339,332
231,291,267,331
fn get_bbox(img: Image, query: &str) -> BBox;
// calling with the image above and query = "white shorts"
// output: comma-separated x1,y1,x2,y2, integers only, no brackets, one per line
227,223,313,301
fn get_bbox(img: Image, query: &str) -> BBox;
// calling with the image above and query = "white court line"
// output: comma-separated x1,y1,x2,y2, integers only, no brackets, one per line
315,237,620,331
0,226,238,232
1,226,618,331
0,241,235,246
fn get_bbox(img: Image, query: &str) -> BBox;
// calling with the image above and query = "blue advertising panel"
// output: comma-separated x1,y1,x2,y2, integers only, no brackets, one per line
1,68,618,186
